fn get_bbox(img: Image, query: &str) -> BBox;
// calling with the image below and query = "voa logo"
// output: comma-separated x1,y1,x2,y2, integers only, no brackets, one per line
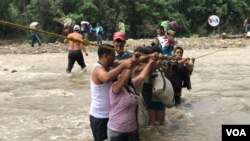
208,15,220,27
226,129,246,136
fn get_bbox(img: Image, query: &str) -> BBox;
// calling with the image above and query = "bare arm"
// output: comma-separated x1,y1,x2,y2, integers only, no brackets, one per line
134,53,160,74
80,43,88,56
77,35,88,55
111,69,132,94
64,37,69,44
243,19,247,27
92,60,133,84
133,59,154,87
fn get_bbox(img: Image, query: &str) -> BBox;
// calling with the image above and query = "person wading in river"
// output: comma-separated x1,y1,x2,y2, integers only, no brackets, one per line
64,25,88,73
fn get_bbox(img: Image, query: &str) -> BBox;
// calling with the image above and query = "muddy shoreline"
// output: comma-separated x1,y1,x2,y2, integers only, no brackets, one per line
0,37,247,55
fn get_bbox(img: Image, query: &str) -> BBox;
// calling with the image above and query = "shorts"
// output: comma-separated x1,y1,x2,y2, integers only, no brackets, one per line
148,101,165,111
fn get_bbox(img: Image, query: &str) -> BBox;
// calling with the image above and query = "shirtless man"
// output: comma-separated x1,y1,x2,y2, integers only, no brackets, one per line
64,25,88,73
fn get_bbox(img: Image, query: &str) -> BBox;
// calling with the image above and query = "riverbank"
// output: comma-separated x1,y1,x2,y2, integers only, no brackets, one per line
0,37,247,54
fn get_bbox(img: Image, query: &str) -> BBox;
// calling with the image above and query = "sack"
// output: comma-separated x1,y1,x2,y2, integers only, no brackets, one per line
135,93,149,128
247,31,250,37
126,84,149,128
30,22,38,29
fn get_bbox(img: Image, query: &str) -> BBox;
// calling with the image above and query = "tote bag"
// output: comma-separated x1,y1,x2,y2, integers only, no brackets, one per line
135,93,149,128
127,84,149,128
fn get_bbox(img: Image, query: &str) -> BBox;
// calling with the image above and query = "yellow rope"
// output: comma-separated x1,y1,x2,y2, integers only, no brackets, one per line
195,48,227,59
0,20,225,60
0,20,131,54
0,20,171,60
0,20,174,59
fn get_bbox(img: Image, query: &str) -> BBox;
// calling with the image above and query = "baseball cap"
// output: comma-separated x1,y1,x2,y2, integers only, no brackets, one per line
73,25,80,31
113,32,125,42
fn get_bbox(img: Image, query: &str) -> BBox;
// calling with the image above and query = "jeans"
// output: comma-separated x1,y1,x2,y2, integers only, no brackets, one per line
31,33,41,47
96,34,102,45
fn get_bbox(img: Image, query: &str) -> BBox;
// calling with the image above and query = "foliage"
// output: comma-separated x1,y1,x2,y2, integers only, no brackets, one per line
0,0,250,40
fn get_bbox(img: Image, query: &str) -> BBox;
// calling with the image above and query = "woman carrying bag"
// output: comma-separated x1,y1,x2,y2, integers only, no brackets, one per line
107,54,155,141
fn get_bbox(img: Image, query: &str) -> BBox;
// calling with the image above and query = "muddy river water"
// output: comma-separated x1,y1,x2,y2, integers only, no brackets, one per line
0,47,249,141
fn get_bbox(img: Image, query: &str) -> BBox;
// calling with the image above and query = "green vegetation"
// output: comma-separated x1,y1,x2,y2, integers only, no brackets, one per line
0,0,250,41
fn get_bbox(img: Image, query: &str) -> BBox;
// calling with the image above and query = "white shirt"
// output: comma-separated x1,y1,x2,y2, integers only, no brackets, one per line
89,63,112,118
157,35,168,48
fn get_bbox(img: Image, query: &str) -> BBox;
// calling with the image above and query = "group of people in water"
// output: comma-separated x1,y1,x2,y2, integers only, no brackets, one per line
30,19,195,141
28,17,196,140
24,17,249,141
62,20,194,141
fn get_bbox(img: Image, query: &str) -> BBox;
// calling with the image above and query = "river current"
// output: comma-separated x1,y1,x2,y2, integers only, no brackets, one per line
0,47,249,141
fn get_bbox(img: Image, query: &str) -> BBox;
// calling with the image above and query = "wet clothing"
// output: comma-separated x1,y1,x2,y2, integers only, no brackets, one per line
108,128,139,141
145,71,166,111
148,101,165,111
166,63,191,103
90,63,112,141
66,50,86,73
174,95,181,105
90,115,109,141
90,63,111,118
108,80,138,132
141,75,154,108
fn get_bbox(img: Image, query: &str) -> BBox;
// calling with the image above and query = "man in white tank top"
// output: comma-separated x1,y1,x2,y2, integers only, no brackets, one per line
89,44,134,141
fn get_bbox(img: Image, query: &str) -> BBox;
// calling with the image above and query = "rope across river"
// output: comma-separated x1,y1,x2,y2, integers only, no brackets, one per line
0,19,226,60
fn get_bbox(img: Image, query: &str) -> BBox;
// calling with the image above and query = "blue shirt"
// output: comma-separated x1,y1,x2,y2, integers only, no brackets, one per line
92,26,103,35
115,52,132,60
161,46,173,56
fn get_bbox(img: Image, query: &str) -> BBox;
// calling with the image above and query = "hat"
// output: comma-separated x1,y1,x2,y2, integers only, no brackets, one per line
113,32,125,42
73,25,80,31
